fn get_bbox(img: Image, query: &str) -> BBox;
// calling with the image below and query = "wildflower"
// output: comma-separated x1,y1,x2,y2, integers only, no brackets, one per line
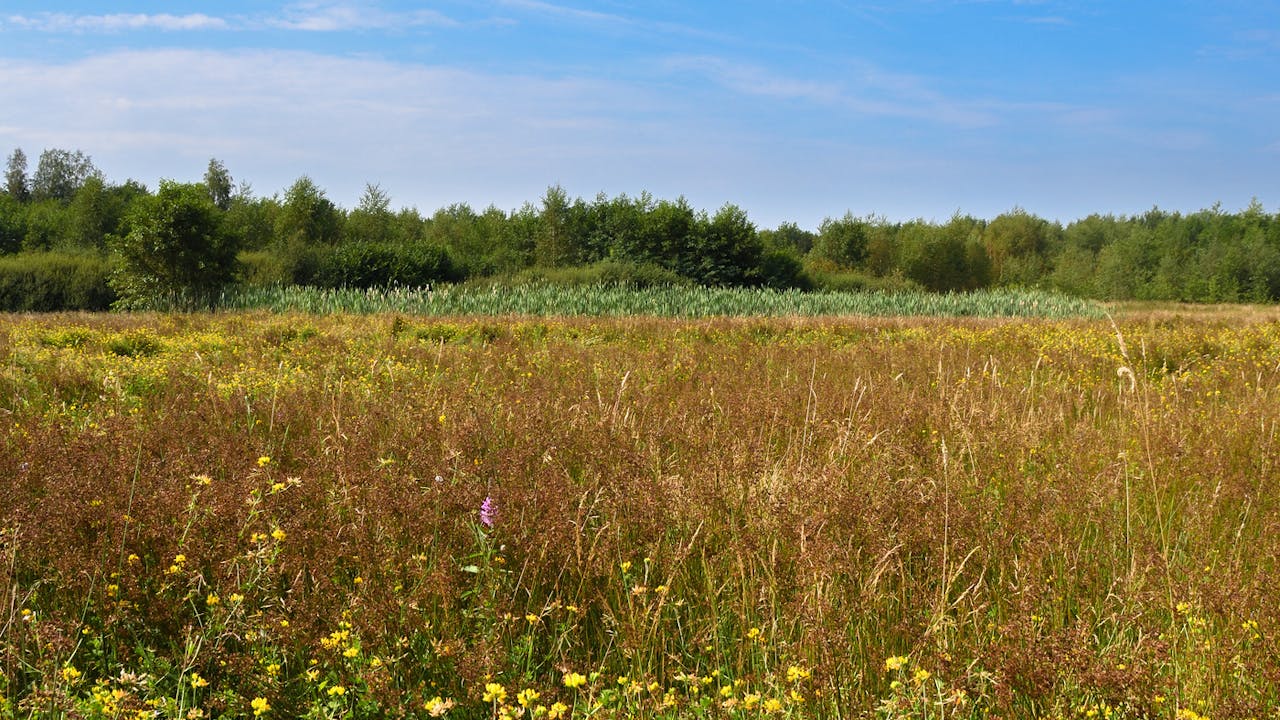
786,665,810,683
763,697,783,713
425,696,455,717
343,646,359,658
620,560,632,572
250,697,270,716
483,683,508,703
912,668,931,684
547,702,569,719
306,669,320,682
517,688,540,707
190,672,209,688
885,655,909,672
563,671,587,689
789,689,805,703
192,474,212,486
257,456,271,467
526,614,541,625
61,666,82,684
747,626,762,640
229,593,245,603
327,685,346,697
206,593,219,606
480,496,496,527
127,553,140,564
265,663,280,677
742,692,761,709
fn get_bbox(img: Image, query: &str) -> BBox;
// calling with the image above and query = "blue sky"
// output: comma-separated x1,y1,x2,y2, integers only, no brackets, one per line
1,1,1277,229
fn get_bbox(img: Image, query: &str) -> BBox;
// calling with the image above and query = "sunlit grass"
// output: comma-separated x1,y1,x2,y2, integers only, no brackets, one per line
1,311,1277,718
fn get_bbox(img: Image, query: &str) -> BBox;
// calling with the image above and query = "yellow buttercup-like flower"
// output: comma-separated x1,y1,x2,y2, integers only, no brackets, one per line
563,671,587,689
885,655,909,672
250,697,269,716
482,682,507,703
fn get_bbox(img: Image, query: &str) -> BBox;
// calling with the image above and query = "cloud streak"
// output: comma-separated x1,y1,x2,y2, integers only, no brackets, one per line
3,12,229,32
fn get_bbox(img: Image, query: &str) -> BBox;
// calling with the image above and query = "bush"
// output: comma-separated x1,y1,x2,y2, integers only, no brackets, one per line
312,241,461,289
807,266,922,293
0,251,116,311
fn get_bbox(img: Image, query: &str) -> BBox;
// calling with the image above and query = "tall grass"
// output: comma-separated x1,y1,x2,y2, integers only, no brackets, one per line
149,283,1105,319
1,312,1276,719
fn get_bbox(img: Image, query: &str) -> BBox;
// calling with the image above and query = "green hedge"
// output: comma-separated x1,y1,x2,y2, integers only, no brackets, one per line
0,251,116,311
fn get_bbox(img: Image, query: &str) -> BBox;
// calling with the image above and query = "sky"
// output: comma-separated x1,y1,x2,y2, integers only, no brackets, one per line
1,1,1277,230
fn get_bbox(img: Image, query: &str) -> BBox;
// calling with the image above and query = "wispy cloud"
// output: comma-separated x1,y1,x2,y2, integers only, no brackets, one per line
2,12,229,32
1,2,459,35
667,55,1000,128
495,0,626,26
268,1,457,31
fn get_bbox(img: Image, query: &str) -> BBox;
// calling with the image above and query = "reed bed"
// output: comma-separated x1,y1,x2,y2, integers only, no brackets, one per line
152,284,1106,320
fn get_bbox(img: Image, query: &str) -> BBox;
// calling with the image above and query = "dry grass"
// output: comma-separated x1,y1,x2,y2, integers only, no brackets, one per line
1,310,1278,719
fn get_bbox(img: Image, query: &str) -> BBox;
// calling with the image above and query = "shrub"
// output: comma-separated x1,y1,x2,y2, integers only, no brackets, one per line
0,251,116,311
312,241,460,289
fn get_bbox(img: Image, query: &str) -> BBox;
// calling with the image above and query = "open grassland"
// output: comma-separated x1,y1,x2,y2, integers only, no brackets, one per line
2,311,1279,719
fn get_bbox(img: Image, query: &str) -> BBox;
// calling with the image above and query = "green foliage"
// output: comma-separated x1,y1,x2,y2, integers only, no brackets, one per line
814,211,870,267
312,241,461,289
4,148,29,201
31,148,100,203
276,175,341,246
110,181,240,308
0,251,115,311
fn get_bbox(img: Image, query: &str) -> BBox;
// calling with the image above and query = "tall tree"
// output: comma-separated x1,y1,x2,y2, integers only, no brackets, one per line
204,158,234,211
276,175,341,246
345,183,393,243
31,149,100,202
4,149,30,201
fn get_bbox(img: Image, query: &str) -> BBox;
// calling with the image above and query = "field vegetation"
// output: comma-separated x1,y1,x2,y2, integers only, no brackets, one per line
3,308,1280,718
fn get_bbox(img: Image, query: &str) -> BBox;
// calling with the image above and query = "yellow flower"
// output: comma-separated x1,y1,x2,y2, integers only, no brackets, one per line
206,593,219,606
305,669,320,682
271,527,286,541
61,666,82,683
742,692,761,709
563,671,587,689
620,560,632,572
885,655,909,672
425,697,455,717
327,685,346,697
789,689,805,703
786,665,810,683
250,697,270,716
547,702,569,719
265,663,280,677
229,593,245,603
257,456,271,467
912,668,931,684
343,646,359,658
526,614,541,625
517,688,540,707
190,672,209,688
763,697,783,714
483,683,508,703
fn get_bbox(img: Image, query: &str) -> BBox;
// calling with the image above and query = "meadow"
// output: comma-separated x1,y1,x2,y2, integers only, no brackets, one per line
2,304,1279,719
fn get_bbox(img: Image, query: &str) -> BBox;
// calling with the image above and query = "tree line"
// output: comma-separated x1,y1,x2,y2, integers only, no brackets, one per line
3,147,1280,310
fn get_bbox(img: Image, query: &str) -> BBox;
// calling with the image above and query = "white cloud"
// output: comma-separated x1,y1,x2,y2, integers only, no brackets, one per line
268,1,457,31
666,55,1000,128
3,12,229,32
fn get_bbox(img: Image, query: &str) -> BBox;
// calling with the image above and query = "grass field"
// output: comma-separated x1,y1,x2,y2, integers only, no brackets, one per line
2,308,1279,719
